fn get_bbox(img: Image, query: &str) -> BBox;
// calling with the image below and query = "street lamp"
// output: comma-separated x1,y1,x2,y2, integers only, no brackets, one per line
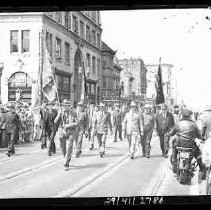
0,62,4,104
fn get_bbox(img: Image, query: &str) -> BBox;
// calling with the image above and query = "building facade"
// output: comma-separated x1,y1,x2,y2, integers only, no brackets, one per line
101,42,122,104
117,58,147,103
145,63,174,106
0,11,102,106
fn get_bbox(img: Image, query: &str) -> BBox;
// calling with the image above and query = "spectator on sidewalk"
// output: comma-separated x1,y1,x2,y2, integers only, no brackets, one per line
0,103,20,157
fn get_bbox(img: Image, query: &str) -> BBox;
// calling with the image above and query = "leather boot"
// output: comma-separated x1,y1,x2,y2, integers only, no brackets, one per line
146,147,150,158
142,146,146,157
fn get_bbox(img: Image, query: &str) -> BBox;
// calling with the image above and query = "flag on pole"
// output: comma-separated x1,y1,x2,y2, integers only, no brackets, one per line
42,41,57,102
155,61,165,105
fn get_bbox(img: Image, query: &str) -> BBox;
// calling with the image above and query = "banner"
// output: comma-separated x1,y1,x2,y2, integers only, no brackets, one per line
42,41,57,102
154,64,165,105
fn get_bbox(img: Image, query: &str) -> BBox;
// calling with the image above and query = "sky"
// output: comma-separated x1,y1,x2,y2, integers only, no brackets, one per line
101,8,211,111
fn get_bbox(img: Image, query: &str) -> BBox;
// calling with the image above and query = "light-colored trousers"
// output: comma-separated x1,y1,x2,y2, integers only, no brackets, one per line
126,132,140,154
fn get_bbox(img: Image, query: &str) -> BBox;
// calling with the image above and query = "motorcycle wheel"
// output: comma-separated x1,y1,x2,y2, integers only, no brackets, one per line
179,171,191,184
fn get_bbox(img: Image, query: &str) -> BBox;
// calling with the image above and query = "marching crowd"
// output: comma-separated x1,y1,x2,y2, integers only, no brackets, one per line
0,99,210,175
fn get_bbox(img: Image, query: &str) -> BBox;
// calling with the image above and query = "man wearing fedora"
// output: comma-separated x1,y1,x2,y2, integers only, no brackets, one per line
113,103,124,142
40,103,50,149
155,103,175,158
88,103,98,150
47,101,60,156
0,103,19,156
75,101,88,158
122,101,144,159
58,100,77,170
94,102,113,157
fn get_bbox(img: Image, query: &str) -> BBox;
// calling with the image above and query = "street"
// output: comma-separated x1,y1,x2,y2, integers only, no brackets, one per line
0,133,207,198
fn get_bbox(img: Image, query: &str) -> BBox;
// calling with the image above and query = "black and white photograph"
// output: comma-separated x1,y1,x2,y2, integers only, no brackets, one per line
0,4,211,205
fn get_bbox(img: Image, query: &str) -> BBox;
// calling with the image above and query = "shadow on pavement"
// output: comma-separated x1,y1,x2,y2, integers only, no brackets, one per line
70,162,108,169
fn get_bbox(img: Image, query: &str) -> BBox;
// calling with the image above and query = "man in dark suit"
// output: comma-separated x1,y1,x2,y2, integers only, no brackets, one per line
40,103,50,149
113,103,124,142
0,103,20,156
155,103,175,158
47,102,61,156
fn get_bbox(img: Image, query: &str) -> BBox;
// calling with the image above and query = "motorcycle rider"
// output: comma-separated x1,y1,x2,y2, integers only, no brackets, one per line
169,108,206,180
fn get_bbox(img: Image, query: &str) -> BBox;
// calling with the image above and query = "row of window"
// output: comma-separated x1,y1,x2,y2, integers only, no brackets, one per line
47,12,101,48
10,30,30,53
46,31,71,64
86,53,101,75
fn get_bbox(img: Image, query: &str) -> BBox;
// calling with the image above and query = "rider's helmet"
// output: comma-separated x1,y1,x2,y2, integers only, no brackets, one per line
181,108,192,117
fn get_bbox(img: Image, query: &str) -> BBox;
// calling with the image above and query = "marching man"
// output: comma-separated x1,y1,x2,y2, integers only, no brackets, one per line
122,101,144,159
94,103,113,157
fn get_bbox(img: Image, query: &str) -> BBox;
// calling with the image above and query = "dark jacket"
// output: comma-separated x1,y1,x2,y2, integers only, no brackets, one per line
40,108,50,129
170,117,202,148
113,110,124,126
142,113,155,132
155,111,175,134
0,111,20,134
48,108,60,132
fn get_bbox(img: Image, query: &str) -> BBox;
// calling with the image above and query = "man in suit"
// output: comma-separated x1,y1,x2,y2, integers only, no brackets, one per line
94,103,113,157
58,100,77,170
40,103,50,149
113,103,124,142
75,101,88,158
0,103,20,156
155,103,175,158
47,102,61,156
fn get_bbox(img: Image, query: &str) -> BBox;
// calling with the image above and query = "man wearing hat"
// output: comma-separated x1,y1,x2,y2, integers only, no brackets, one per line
113,103,124,142
94,102,113,157
0,103,19,156
122,101,144,159
155,103,175,158
141,104,155,158
58,100,77,170
47,101,60,156
169,108,206,179
39,103,50,149
75,101,89,158
88,103,98,150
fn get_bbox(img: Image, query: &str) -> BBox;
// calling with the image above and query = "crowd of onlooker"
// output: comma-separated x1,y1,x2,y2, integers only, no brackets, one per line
0,101,34,148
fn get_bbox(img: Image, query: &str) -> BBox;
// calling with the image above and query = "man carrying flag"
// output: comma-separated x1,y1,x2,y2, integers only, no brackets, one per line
154,59,175,157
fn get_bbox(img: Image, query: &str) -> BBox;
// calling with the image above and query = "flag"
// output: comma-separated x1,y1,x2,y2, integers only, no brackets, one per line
155,64,165,105
42,41,57,102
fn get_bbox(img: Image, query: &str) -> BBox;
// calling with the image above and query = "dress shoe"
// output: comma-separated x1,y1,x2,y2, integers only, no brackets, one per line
130,153,134,159
48,153,52,156
89,144,94,150
64,165,69,171
6,151,11,157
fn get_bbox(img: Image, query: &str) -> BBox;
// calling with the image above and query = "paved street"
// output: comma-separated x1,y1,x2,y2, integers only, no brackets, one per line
0,133,207,198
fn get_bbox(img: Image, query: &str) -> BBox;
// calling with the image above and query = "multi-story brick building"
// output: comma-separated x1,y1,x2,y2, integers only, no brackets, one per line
101,42,122,104
0,11,102,106
117,58,147,103
145,63,174,106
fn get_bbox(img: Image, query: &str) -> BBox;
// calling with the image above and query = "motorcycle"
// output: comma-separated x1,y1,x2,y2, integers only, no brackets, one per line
170,143,198,185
